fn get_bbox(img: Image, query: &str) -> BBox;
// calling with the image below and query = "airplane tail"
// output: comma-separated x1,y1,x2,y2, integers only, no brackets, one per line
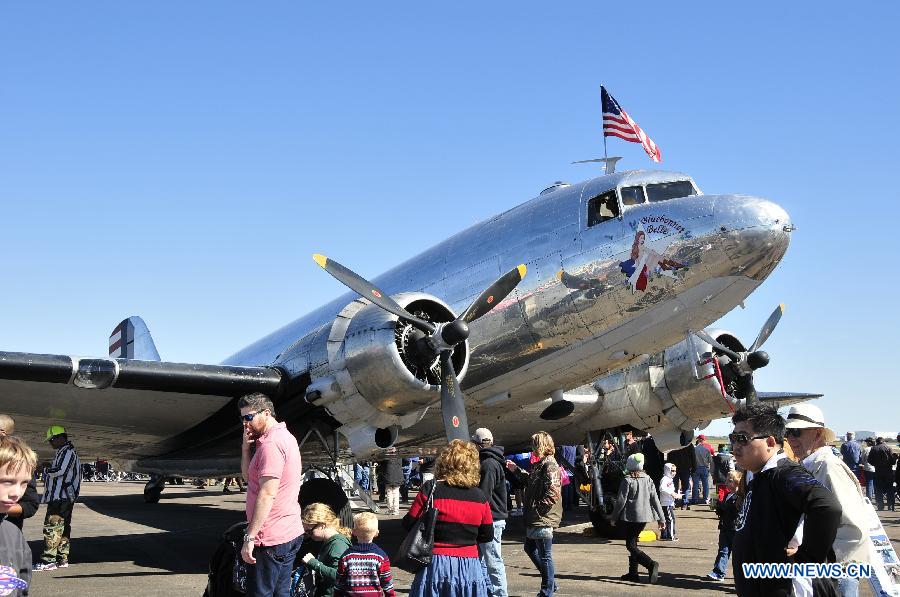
109,316,161,361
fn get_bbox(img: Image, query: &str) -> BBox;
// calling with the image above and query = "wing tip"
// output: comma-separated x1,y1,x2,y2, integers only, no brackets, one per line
312,254,328,268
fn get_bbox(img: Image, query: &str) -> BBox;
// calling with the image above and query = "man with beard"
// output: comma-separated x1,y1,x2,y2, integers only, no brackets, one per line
474,427,509,597
239,393,303,597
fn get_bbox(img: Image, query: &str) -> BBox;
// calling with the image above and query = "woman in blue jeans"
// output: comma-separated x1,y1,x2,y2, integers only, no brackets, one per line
506,431,562,597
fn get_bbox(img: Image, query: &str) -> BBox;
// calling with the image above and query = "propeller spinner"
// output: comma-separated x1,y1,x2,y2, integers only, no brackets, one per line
313,254,526,442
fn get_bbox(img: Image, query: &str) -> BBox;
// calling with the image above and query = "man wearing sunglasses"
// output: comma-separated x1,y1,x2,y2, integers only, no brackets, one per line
783,403,873,597
238,393,303,597
729,402,842,597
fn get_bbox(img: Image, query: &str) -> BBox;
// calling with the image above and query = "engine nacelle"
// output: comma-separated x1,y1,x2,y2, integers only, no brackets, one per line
646,426,695,453
574,329,746,448
663,328,745,423
298,292,468,457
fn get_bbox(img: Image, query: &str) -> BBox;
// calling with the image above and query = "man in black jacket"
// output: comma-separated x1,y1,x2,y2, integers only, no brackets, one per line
896,434,900,503
729,403,842,597
379,457,404,516
474,427,508,597
0,414,39,531
867,437,896,511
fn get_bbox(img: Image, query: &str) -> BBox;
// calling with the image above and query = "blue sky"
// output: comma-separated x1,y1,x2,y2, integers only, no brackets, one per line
2,3,897,437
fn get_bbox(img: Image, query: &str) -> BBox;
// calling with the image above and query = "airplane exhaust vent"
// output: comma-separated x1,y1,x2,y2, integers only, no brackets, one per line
540,181,571,195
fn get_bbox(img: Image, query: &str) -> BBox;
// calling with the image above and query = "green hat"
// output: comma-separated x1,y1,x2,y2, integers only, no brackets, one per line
46,425,66,441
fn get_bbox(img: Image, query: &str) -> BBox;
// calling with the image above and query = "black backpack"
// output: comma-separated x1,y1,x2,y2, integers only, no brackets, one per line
203,521,248,597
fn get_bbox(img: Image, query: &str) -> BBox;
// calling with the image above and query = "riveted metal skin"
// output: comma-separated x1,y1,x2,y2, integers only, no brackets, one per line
221,169,790,456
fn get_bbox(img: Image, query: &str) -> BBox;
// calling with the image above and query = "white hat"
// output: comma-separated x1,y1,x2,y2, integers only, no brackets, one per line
784,403,836,443
625,453,645,471
472,428,493,445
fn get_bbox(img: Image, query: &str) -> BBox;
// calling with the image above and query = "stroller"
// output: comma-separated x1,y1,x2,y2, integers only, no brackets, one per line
203,520,249,597
203,478,352,596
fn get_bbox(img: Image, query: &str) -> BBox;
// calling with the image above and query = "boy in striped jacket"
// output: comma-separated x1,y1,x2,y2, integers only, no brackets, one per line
334,512,395,597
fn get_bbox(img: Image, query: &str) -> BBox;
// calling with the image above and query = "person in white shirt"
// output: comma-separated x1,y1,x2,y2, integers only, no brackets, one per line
784,403,872,597
658,463,681,541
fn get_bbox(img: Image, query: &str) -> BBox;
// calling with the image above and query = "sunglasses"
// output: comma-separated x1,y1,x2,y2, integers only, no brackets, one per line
240,409,266,423
784,428,806,438
728,432,769,446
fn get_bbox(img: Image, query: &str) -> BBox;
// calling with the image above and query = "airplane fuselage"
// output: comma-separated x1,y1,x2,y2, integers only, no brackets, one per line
220,168,790,458
1,168,793,472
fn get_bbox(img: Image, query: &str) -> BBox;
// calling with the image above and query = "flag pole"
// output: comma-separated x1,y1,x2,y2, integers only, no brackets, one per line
601,85,608,161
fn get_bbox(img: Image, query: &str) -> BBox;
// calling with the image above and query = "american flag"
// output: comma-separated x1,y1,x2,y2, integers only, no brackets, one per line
601,86,662,163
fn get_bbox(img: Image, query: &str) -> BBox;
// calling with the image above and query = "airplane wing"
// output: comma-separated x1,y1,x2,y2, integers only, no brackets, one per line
757,391,823,407
0,351,299,461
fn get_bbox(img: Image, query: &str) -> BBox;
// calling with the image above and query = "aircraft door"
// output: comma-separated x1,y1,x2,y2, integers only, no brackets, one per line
561,186,627,335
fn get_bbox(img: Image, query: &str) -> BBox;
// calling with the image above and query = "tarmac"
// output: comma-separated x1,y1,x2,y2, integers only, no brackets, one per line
22,481,900,597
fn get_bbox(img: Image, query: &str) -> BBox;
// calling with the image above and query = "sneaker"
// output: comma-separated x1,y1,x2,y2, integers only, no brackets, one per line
56,560,69,568
707,572,724,581
620,572,640,582
33,562,58,571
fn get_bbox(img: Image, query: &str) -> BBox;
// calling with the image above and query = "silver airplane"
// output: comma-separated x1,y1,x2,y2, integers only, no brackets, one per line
0,165,811,503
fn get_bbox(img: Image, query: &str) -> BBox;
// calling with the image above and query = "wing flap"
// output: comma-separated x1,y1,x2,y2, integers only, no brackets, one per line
757,391,823,407
0,351,283,396
0,351,288,461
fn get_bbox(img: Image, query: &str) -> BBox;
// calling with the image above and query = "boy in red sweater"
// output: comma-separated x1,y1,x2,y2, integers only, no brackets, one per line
334,512,395,597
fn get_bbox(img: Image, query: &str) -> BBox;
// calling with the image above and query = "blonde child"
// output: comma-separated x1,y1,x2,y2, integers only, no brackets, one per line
334,512,395,596
0,435,38,596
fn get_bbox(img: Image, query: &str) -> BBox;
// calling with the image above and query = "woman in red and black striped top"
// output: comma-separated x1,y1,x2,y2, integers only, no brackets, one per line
402,440,493,596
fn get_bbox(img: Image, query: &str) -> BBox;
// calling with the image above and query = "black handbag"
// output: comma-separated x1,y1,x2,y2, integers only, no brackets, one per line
394,480,439,573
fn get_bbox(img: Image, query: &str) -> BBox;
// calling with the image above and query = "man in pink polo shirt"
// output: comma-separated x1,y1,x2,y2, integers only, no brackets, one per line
239,393,303,597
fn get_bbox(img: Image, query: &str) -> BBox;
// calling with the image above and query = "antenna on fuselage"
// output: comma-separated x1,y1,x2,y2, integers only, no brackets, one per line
571,156,623,174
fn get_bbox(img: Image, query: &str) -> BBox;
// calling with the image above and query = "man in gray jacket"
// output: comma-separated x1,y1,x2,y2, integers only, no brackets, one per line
692,435,714,506
474,427,509,597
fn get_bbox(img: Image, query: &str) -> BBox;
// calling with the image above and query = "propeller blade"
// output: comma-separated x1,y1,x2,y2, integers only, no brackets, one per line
694,329,741,362
460,265,527,324
749,304,784,352
313,254,436,334
439,350,470,442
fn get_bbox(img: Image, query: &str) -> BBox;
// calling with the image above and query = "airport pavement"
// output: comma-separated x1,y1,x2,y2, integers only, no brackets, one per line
23,481,899,596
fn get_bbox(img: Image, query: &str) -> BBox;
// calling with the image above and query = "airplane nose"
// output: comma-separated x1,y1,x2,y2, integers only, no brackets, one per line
716,195,792,280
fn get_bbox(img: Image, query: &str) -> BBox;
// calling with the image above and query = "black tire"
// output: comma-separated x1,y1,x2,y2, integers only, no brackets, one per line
588,494,627,539
143,488,162,503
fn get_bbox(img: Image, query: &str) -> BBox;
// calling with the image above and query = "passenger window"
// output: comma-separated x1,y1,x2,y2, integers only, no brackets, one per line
647,181,696,202
621,186,646,206
587,191,620,227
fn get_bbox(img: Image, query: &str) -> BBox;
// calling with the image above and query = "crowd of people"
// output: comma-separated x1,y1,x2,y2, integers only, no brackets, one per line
2,397,899,597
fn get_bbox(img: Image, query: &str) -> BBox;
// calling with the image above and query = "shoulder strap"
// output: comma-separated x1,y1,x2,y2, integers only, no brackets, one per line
427,479,439,509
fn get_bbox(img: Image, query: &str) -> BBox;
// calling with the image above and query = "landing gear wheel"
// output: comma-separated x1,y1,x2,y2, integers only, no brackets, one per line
143,474,166,503
588,494,627,539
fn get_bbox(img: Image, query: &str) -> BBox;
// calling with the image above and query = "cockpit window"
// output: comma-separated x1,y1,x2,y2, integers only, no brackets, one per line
646,180,696,203
621,186,646,206
587,191,620,227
